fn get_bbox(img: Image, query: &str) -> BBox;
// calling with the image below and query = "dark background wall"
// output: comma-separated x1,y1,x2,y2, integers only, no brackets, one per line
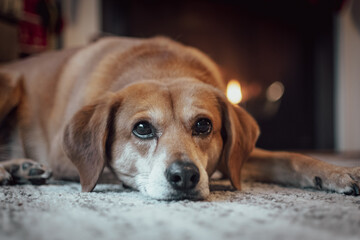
102,0,338,150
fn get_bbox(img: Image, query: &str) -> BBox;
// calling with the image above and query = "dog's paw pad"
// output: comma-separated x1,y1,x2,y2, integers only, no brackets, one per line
29,168,45,176
8,159,52,185
9,164,20,174
22,162,33,170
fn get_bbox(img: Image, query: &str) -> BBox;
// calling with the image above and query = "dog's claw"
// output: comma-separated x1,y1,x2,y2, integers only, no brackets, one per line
0,168,13,185
314,176,323,190
0,176,13,185
351,183,360,196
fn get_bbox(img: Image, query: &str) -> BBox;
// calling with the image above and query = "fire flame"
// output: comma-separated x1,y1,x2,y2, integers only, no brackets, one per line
226,80,242,104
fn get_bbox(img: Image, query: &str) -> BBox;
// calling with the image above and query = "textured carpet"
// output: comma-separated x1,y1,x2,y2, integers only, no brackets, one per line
1,154,360,240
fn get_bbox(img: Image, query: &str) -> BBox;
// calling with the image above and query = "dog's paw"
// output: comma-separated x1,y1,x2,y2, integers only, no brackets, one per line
342,167,360,196
5,159,52,185
0,167,12,185
315,167,360,196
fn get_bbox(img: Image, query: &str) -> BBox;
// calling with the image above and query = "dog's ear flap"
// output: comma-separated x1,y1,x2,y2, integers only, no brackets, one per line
63,94,120,192
217,96,260,190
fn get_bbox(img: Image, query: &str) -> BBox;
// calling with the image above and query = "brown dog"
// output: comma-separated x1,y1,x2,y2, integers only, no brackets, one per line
0,37,359,199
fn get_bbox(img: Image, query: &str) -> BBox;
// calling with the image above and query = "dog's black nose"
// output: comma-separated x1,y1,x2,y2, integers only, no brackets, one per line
166,161,200,191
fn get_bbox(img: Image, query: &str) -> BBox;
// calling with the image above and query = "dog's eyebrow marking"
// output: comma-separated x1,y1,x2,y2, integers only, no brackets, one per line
168,88,175,120
105,101,121,163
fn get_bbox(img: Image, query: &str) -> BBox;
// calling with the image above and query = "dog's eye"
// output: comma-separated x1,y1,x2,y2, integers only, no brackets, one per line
132,121,156,139
192,118,212,136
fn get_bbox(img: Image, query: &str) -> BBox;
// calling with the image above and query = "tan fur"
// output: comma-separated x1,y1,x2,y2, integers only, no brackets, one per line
0,36,359,199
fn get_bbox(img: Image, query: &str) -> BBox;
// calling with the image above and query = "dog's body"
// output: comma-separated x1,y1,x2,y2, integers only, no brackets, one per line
0,37,359,199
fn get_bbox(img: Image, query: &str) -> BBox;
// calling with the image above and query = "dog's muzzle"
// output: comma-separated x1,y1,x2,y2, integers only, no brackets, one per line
165,161,200,191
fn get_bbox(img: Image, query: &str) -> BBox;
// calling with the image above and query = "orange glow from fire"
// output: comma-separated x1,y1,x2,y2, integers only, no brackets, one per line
226,80,242,104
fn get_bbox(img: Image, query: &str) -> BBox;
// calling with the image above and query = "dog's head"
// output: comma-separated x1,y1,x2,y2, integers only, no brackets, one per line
63,79,259,200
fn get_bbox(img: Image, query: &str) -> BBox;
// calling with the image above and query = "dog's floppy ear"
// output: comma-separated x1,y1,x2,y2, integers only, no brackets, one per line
217,96,260,190
63,93,120,192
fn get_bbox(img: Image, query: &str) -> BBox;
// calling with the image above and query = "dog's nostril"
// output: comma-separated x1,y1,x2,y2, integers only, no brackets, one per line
171,174,182,183
190,174,199,183
166,161,200,191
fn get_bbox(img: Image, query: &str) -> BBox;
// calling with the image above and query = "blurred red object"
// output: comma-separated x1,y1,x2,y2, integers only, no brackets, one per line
19,0,63,56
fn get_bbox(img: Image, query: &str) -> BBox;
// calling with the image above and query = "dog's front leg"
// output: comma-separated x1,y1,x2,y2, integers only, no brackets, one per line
242,148,360,196
0,72,23,124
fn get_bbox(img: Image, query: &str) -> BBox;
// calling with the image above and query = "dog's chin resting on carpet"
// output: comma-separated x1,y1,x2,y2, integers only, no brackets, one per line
0,36,359,200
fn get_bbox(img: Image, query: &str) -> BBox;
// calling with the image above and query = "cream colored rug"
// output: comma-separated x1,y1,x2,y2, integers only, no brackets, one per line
1,154,359,240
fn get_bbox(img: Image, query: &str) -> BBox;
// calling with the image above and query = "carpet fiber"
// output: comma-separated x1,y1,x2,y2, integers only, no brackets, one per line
1,154,360,240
